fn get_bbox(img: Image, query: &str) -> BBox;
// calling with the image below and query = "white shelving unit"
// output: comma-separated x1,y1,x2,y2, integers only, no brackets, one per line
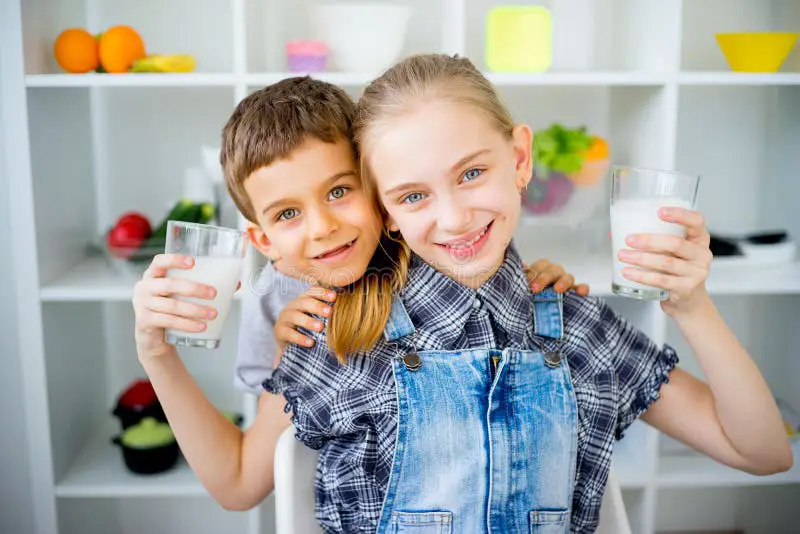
3,0,799,533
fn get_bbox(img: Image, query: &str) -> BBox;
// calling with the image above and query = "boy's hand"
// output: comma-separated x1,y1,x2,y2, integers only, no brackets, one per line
132,254,220,362
618,207,713,317
274,287,337,358
523,259,590,296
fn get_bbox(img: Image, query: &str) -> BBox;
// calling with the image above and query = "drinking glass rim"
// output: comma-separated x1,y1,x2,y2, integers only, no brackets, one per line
611,165,700,182
166,220,244,236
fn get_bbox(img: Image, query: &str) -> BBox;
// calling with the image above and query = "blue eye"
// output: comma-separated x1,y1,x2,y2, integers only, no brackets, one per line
277,208,299,221
402,192,426,204
328,186,349,201
462,168,483,182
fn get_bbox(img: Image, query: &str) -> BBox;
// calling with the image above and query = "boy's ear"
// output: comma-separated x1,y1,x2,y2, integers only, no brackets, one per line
512,123,533,189
246,224,273,259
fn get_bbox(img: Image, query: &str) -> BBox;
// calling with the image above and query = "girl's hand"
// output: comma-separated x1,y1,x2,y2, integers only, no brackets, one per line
132,254,221,362
523,259,590,296
618,207,713,317
274,287,337,358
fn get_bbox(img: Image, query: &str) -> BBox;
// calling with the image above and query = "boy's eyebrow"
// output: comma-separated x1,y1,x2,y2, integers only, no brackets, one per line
382,149,491,198
260,170,357,215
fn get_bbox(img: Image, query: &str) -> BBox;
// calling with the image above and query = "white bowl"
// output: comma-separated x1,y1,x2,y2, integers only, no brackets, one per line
310,3,412,72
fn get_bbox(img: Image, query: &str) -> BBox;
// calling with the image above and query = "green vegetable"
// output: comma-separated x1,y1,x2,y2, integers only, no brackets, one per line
151,199,194,240
197,203,216,224
119,417,175,449
532,123,593,176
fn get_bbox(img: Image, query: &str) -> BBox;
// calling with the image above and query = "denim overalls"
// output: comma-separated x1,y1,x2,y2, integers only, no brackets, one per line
376,288,579,534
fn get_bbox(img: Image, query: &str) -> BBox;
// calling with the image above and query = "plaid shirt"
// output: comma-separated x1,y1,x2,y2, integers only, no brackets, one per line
264,244,678,533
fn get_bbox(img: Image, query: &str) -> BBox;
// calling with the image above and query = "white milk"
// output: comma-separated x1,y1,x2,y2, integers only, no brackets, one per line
166,256,243,343
610,197,692,294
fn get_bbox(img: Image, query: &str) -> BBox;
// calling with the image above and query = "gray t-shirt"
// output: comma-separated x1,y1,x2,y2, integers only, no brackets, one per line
235,262,308,395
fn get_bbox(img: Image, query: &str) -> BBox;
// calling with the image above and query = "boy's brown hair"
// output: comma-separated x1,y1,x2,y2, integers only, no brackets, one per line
220,77,355,223
219,76,409,362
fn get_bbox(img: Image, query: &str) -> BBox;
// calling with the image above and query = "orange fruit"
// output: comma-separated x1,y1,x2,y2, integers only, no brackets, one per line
99,25,146,74
583,135,610,161
54,28,99,73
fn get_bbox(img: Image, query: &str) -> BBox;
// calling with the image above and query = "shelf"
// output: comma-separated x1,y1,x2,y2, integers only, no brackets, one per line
55,424,207,498
24,71,675,90
708,260,800,295
40,256,142,301
245,72,375,86
657,444,800,488
487,72,670,87
26,73,237,88
40,255,800,302
679,72,800,86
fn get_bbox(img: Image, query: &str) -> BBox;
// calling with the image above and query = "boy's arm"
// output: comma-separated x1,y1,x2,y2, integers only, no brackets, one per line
141,351,291,509
619,207,792,475
134,254,292,510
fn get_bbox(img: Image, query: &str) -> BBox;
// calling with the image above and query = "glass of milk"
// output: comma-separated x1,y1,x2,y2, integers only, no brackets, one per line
610,166,700,301
164,221,247,349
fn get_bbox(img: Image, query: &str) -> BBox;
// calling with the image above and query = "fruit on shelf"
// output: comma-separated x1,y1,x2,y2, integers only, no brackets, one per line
53,28,99,73
130,54,197,73
523,173,574,214
98,25,146,74
105,201,215,262
107,211,152,259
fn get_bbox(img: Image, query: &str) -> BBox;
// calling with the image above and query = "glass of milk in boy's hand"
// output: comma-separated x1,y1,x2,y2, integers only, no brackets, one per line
610,166,700,301
165,221,247,349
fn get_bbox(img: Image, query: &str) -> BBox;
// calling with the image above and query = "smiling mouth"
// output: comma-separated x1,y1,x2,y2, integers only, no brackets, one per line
438,221,494,249
314,239,357,260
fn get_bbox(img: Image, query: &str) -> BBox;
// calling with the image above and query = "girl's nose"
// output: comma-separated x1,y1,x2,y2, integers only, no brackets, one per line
437,201,472,235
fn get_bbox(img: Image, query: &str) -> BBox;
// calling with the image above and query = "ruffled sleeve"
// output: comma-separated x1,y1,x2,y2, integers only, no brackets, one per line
596,299,680,440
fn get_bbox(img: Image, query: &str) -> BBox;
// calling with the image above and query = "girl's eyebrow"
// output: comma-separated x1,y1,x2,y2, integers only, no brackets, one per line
450,149,490,173
382,149,491,197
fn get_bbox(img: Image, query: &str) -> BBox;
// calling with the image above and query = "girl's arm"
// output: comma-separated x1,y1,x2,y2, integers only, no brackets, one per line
620,207,793,475
134,254,292,510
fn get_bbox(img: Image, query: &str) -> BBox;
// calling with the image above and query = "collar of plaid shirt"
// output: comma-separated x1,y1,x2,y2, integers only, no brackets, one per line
399,242,534,348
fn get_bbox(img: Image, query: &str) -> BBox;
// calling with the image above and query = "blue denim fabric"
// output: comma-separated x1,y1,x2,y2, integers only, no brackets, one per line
376,289,578,534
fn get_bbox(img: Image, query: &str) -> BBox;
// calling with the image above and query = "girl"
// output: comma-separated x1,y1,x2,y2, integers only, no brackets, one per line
265,54,792,533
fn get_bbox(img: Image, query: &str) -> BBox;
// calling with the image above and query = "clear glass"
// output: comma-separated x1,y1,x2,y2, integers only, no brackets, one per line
164,221,247,349
610,166,700,301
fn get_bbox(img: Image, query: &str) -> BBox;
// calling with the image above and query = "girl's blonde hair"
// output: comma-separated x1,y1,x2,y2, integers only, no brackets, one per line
354,54,516,180
328,227,410,363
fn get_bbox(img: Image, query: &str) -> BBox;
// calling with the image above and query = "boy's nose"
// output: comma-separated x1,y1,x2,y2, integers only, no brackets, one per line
307,208,339,240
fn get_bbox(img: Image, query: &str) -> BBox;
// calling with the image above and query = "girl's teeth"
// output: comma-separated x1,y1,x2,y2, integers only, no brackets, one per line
448,226,487,249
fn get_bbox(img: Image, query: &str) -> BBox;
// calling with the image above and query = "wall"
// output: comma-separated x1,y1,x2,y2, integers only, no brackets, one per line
0,40,36,534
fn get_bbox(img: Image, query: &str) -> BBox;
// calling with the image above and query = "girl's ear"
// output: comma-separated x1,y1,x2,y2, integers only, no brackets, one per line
511,123,533,190
246,224,275,260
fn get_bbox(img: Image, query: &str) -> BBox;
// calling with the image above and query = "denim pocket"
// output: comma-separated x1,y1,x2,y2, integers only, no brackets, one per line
391,511,453,533
529,509,569,534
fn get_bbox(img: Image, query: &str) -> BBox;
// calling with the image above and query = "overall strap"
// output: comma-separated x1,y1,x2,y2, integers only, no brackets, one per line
532,287,564,340
384,295,416,342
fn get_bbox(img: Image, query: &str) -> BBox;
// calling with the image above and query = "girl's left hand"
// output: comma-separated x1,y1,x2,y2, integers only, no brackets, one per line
618,206,713,317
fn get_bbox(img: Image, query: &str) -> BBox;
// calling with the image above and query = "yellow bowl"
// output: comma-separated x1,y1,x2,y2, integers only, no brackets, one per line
716,32,799,73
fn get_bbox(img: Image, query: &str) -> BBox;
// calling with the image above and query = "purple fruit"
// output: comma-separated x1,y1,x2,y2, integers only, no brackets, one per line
523,173,574,214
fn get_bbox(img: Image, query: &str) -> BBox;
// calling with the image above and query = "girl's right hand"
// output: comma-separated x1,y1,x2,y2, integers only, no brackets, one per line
132,254,220,362
274,287,337,357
